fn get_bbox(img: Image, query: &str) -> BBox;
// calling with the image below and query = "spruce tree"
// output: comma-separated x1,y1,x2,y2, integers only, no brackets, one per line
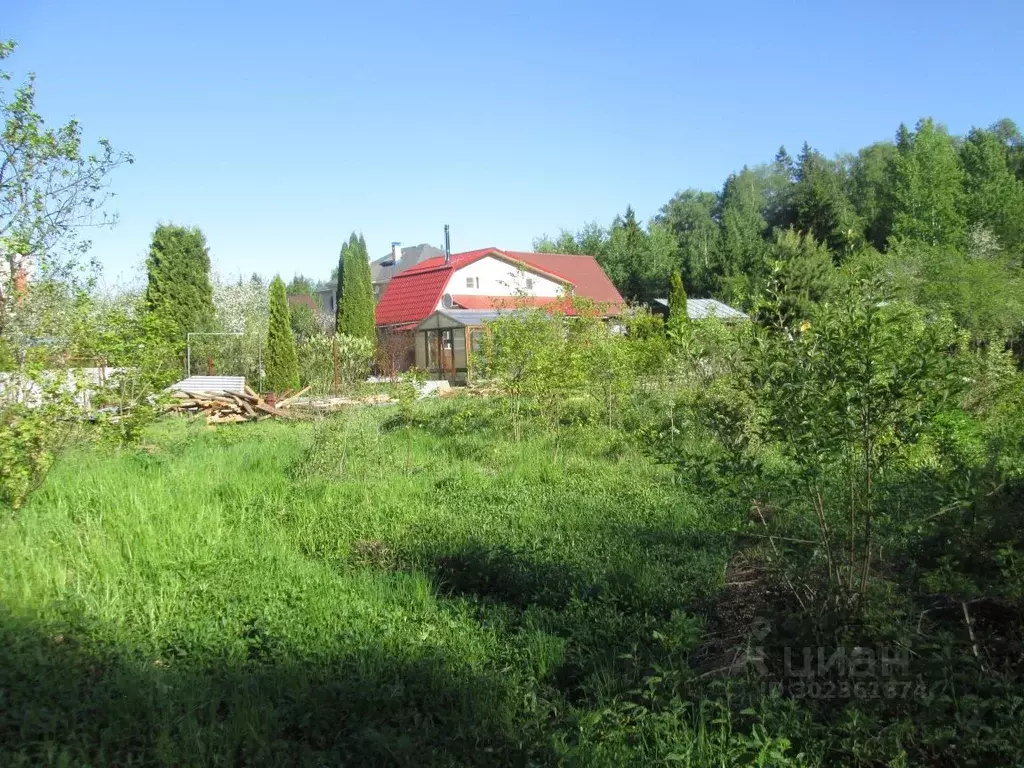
144,224,215,360
339,232,376,343
668,268,688,330
265,275,300,393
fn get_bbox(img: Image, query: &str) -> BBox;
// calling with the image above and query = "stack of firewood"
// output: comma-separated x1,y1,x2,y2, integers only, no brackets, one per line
167,386,310,425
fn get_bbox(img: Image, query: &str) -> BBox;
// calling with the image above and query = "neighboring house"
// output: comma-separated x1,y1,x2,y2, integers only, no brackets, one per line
375,247,625,381
647,297,748,322
371,242,444,301
287,294,319,314
314,242,444,313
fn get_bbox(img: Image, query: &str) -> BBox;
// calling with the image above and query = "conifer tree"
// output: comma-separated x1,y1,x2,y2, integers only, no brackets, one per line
668,268,688,330
265,275,300,393
144,224,215,359
334,240,345,333
338,232,376,343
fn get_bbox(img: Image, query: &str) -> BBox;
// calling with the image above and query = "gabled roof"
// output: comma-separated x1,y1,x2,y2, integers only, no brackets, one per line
375,248,624,327
416,309,518,330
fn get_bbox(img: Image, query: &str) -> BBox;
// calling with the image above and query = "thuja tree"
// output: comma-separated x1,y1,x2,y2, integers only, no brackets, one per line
668,267,687,334
338,233,375,343
265,276,299,393
144,224,214,368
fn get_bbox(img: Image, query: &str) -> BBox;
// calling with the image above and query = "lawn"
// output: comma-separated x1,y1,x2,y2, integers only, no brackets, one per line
0,399,769,767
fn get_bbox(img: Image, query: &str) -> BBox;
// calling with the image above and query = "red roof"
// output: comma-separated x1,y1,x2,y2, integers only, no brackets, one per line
375,248,624,327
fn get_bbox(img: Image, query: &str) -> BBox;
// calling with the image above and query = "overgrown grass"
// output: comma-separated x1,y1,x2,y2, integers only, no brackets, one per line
0,399,809,766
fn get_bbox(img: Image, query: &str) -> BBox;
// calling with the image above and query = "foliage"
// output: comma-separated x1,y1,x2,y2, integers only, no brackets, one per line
264,276,299,393
80,294,179,442
0,40,132,304
960,126,1024,250
751,281,967,606
888,119,966,249
0,370,79,509
754,229,837,329
718,167,769,305
337,232,375,344
658,190,722,297
537,113,1024,352
143,224,215,365
789,143,862,258
297,333,374,393
212,273,267,386
0,39,134,510
890,232,1024,342
288,301,322,344
668,267,687,332
286,274,318,300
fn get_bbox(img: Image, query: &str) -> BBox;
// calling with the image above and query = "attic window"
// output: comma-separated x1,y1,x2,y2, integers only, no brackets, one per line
466,277,479,289
525,278,534,290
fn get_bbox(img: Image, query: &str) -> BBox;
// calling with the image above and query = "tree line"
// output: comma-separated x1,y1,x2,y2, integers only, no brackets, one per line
537,116,1024,346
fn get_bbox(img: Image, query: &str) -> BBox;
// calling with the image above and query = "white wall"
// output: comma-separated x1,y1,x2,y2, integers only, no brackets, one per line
445,256,564,300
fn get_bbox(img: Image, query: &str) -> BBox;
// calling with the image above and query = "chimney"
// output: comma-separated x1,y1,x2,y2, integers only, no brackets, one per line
444,224,450,264
391,242,402,264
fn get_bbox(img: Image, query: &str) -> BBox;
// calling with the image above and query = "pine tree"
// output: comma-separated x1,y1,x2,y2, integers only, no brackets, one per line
265,275,300,393
144,224,215,360
339,232,376,343
668,268,688,330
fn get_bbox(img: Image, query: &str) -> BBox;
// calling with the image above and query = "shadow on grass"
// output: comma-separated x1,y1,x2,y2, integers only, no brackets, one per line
419,527,731,706
0,610,550,767
429,525,732,617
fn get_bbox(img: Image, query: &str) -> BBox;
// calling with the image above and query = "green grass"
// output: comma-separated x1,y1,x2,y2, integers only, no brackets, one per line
0,400,808,766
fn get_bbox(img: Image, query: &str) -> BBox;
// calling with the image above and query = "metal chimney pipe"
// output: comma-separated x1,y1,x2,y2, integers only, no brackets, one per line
444,224,450,263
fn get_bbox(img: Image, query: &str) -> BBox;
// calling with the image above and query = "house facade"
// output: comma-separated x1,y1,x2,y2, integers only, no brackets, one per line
375,247,625,381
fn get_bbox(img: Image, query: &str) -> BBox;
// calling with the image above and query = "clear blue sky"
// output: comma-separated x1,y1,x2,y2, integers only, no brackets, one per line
7,0,1023,286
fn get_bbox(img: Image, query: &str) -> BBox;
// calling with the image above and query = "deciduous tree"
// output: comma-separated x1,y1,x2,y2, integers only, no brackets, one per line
889,119,966,249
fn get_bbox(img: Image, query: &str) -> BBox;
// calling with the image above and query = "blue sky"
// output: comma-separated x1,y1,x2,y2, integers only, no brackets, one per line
7,0,1023,287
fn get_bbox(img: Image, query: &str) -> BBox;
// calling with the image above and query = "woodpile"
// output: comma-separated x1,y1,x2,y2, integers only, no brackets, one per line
167,385,310,425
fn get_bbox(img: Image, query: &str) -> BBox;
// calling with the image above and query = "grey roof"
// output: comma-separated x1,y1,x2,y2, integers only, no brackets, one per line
316,244,445,294
652,298,747,320
169,375,247,393
416,309,518,330
371,244,444,284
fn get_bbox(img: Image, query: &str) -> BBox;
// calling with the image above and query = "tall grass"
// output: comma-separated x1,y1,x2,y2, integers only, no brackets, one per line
0,401,804,766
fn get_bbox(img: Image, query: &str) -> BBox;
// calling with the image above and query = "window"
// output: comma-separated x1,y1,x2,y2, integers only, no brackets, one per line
525,278,534,290
466,276,479,289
